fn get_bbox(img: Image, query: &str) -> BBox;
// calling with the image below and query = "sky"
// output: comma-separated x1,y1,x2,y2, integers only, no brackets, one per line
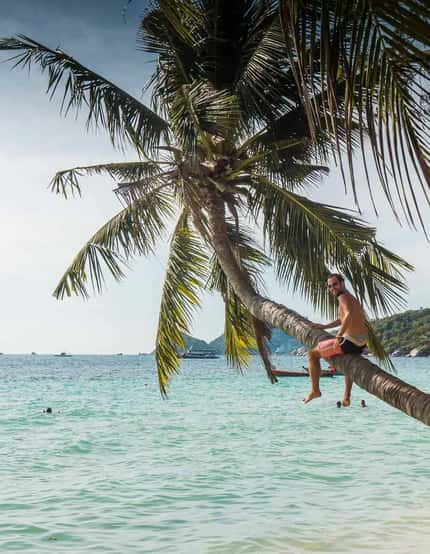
0,0,429,354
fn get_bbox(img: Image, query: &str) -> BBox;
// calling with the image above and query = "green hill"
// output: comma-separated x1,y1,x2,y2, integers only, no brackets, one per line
207,334,225,354
373,308,430,356
182,334,211,351
262,328,301,354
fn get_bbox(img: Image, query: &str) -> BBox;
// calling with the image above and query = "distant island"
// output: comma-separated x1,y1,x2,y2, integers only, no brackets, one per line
183,328,301,356
183,308,430,357
372,308,430,357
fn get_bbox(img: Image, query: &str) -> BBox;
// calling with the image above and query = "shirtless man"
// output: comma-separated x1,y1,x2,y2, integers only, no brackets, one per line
303,273,367,405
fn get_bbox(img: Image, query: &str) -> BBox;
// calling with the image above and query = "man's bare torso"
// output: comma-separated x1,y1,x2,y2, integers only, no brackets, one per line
338,292,367,343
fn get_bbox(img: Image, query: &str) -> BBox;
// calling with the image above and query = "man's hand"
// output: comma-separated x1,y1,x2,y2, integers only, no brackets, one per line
310,323,325,329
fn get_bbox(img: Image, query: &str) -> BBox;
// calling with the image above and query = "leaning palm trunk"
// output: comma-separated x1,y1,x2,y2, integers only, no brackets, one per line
206,192,430,427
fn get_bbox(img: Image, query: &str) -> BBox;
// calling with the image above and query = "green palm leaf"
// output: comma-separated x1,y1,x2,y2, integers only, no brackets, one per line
207,222,274,375
261,161,329,191
0,35,170,153
365,319,394,372
233,6,298,123
252,317,278,383
242,85,359,172
237,96,355,192
54,189,174,299
139,11,192,114
155,210,210,396
51,161,166,198
249,174,412,320
170,80,242,153
235,136,329,191
142,1,298,131
224,288,256,370
279,0,430,228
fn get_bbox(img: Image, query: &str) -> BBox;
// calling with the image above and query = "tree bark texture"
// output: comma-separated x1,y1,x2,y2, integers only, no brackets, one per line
205,191,430,427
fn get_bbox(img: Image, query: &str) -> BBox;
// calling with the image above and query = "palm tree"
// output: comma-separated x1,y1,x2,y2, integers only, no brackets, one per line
1,1,430,425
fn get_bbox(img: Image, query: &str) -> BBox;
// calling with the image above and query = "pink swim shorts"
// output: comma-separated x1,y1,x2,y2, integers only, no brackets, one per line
317,338,344,359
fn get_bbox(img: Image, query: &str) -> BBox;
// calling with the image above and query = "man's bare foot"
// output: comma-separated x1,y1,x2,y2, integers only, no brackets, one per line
342,399,351,407
303,391,322,404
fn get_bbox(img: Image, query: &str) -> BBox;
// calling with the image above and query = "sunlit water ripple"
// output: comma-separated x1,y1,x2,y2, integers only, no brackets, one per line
1,355,430,553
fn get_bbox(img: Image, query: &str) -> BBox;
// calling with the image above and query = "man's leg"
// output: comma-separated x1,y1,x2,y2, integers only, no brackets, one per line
303,348,322,404
342,375,353,407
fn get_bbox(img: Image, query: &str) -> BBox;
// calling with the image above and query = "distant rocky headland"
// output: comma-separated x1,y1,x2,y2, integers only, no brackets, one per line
184,308,430,357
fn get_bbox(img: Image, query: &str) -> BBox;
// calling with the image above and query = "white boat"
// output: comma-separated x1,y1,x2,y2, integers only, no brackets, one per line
181,348,219,359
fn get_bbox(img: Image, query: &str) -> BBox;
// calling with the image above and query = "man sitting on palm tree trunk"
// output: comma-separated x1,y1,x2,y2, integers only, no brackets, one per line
304,274,368,405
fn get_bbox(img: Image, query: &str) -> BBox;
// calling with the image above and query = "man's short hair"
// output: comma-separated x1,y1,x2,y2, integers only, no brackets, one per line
327,273,344,282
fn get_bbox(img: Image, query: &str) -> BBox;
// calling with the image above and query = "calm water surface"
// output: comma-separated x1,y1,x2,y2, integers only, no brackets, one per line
1,355,430,553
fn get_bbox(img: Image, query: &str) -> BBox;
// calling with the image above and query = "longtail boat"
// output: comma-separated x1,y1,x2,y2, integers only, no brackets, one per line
272,368,340,378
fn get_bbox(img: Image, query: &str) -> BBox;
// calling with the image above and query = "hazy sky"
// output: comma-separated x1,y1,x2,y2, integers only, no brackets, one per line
0,0,429,354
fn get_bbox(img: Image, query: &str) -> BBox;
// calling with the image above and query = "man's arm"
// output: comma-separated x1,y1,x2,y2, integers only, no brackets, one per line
310,319,340,330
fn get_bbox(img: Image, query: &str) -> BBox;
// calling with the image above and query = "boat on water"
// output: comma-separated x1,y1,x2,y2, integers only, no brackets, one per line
55,352,72,357
181,348,219,359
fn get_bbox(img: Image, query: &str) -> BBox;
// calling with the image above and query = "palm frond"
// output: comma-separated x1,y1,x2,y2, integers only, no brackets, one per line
261,161,329,191
365,319,395,372
139,1,204,120
170,80,242,153
236,95,356,191
347,240,414,317
50,161,166,197
156,0,202,45
54,188,174,299
248,173,412,319
215,275,277,382
252,317,278,383
142,1,298,131
155,209,210,396
233,6,299,123
234,136,329,191
139,0,201,58
240,82,360,171
0,35,170,152
279,0,430,228
224,287,256,370
207,221,273,373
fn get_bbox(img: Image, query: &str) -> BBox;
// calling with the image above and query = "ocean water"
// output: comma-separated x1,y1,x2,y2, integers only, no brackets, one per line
1,354,430,554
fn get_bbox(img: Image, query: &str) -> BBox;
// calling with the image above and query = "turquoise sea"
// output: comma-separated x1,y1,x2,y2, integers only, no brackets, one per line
1,354,430,553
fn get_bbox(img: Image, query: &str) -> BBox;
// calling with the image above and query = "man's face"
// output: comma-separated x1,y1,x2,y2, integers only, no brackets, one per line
327,277,344,296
